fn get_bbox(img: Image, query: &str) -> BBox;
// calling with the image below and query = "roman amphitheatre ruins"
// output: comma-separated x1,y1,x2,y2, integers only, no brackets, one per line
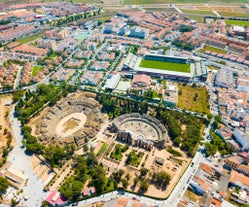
30,92,107,147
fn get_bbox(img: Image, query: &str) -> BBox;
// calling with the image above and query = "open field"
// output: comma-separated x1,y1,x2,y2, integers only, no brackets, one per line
178,85,210,114
181,9,214,15
144,8,177,12
17,34,42,44
198,45,227,54
123,0,249,4
219,11,249,18
1,0,99,3
225,19,249,26
184,190,202,202
0,94,14,166
185,15,204,23
2,0,249,4
139,59,190,73
32,65,44,77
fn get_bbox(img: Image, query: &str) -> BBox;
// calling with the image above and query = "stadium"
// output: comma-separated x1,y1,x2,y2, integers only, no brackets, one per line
109,113,168,150
123,53,208,81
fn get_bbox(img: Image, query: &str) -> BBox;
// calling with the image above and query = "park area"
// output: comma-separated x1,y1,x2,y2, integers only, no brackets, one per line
177,85,210,114
139,59,190,73
32,66,44,77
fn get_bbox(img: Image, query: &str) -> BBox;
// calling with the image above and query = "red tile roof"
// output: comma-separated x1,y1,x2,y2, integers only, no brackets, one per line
133,74,151,85
229,170,249,188
46,191,68,206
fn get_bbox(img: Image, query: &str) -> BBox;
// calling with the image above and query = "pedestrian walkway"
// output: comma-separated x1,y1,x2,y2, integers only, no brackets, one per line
9,107,49,207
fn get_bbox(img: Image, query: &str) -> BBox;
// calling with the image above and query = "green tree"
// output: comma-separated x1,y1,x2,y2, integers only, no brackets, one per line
140,168,148,177
133,177,139,187
0,177,9,197
44,146,66,167
41,200,48,207
205,142,217,157
140,179,149,193
152,171,171,189
90,165,106,193
60,177,83,201
121,179,128,189
13,90,25,103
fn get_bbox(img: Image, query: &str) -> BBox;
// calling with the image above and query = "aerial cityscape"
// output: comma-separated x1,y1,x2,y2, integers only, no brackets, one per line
0,0,249,207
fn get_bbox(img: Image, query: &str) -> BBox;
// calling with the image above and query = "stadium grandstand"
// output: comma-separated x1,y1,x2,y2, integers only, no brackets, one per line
123,53,208,81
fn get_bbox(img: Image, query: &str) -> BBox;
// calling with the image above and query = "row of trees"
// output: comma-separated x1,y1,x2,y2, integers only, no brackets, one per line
96,93,149,119
179,25,193,33
172,40,194,51
21,125,75,168
53,10,100,26
15,83,77,124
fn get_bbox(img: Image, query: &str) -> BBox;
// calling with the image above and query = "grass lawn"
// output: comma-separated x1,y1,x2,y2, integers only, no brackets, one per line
198,45,227,54
97,142,107,156
139,59,190,73
32,66,44,77
185,15,204,23
181,9,214,15
111,144,129,161
177,85,210,114
126,150,144,167
17,34,43,44
225,20,249,26
44,52,58,60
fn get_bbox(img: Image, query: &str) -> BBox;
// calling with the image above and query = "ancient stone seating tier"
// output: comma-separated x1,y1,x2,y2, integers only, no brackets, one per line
38,95,104,146
112,113,168,149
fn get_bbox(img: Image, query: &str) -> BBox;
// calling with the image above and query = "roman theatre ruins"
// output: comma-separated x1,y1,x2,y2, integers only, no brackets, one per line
109,113,168,150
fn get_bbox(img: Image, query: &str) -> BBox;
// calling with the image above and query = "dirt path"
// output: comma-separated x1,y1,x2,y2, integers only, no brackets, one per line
0,94,15,156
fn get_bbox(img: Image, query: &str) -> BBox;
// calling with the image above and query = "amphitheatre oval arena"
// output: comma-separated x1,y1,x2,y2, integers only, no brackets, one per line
110,113,168,150
34,92,107,146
